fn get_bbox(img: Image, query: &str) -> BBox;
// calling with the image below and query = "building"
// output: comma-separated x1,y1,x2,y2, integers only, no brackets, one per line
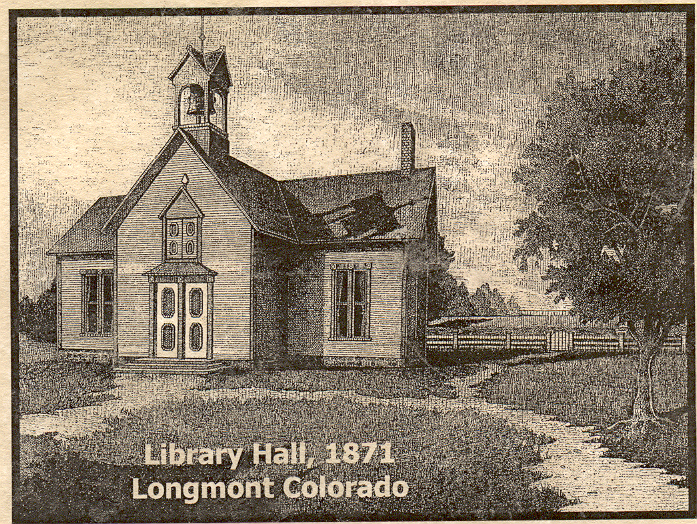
48,43,438,372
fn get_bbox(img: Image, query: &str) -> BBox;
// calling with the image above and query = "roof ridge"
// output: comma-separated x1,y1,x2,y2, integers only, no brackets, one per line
279,166,436,185
224,155,279,183
274,178,298,240
102,130,186,232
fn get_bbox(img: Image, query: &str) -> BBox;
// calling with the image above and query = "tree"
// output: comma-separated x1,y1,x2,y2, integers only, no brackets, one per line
427,235,464,320
18,280,57,343
514,39,691,422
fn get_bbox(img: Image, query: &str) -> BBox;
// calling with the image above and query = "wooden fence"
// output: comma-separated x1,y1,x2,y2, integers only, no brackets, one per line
426,329,686,361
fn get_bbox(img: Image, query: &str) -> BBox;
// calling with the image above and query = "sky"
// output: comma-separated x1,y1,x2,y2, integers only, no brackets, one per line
17,11,686,306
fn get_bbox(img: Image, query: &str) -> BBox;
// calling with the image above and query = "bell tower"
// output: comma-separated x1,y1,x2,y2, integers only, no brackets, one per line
168,20,231,162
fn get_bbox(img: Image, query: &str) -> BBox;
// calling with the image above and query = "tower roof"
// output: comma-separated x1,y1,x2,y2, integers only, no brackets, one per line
168,44,230,86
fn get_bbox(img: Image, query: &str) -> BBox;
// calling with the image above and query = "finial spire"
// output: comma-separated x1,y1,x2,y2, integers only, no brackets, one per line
199,15,206,54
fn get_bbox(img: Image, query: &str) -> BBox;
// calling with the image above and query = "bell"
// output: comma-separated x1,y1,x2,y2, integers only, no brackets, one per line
186,84,205,115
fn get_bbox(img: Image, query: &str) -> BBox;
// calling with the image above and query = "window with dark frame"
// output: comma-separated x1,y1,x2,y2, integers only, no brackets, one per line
332,265,370,339
81,270,114,334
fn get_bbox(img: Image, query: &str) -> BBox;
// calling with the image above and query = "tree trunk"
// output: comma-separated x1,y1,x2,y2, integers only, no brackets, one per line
632,338,660,420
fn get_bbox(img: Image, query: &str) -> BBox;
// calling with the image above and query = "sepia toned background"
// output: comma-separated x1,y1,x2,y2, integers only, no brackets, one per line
17,11,686,308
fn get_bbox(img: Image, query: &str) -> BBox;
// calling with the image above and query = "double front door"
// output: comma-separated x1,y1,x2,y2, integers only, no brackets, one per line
155,282,208,358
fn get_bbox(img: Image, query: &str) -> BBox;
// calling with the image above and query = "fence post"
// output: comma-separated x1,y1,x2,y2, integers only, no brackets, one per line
452,330,459,352
546,331,552,352
570,331,575,351
618,331,625,353
681,333,687,353
505,331,511,353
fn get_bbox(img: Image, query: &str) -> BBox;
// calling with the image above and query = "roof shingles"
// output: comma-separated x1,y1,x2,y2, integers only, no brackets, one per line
48,195,125,255
51,132,435,255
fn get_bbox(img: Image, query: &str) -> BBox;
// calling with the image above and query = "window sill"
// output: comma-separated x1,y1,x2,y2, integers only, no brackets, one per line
328,337,372,342
79,332,113,337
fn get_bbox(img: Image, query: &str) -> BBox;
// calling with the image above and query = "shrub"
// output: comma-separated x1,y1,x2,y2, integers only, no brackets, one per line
19,280,57,343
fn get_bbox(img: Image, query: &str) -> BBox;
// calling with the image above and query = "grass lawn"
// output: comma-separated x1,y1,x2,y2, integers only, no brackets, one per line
19,334,117,415
479,351,690,478
20,360,116,415
17,395,568,522
201,366,472,399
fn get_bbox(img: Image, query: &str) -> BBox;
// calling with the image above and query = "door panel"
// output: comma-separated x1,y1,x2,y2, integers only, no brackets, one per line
185,283,208,359
156,283,178,358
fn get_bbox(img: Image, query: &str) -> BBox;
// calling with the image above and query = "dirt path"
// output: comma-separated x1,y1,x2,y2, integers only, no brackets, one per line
450,364,689,513
20,365,688,512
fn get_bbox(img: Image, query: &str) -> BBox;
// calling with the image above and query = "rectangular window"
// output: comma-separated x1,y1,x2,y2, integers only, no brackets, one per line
81,270,114,335
165,218,198,260
332,265,370,339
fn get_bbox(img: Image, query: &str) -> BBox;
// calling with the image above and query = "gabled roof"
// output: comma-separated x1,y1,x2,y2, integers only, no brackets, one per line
102,128,296,241
168,45,230,87
159,185,204,219
207,152,296,240
63,129,435,254
47,195,125,256
103,130,187,233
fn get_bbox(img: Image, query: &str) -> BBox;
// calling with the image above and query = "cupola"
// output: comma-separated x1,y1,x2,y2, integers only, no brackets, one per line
168,27,231,161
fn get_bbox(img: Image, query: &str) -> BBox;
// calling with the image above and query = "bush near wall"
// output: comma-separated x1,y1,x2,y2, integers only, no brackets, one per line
18,280,56,344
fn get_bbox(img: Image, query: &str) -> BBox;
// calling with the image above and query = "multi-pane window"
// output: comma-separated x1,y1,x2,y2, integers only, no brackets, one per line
81,270,113,334
332,265,370,339
165,218,198,260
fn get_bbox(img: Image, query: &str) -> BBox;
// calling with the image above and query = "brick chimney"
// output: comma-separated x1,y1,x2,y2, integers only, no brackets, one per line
400,122,415,176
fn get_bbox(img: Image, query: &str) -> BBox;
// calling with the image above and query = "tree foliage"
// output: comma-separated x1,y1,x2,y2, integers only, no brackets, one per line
19,279,57,343
514,39,691,419
428,236,521,319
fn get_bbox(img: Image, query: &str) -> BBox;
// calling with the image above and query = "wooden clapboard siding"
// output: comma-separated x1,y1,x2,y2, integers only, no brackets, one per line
56,258,62,349
287,249,324,357
403,260,428,364
323,249,404,359
117,141,252,359
252,233,291,363
59,258,114,352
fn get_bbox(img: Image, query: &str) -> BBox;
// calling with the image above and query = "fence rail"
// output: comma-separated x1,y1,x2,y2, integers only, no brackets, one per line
426,329,686,360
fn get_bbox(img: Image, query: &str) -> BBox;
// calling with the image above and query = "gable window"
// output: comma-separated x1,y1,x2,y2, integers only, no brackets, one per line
160,184,203,263
81,270,113,335
331,263,371,339
165,218,199,260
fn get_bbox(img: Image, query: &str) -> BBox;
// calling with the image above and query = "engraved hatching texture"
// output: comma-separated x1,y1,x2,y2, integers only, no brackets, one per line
18,14,685,305
323,250,404,359
252,233,289,364
117,142,252,358
47,196,124,255
279,168,434,243
287,252,324,357
59,258,114,352
19,368,688,511
84,126,433,249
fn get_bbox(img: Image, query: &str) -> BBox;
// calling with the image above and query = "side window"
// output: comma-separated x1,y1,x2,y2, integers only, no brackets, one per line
335,270,350,337
84,274,98,333
332,265,370,339
102,272,113,333
81,270,114,334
